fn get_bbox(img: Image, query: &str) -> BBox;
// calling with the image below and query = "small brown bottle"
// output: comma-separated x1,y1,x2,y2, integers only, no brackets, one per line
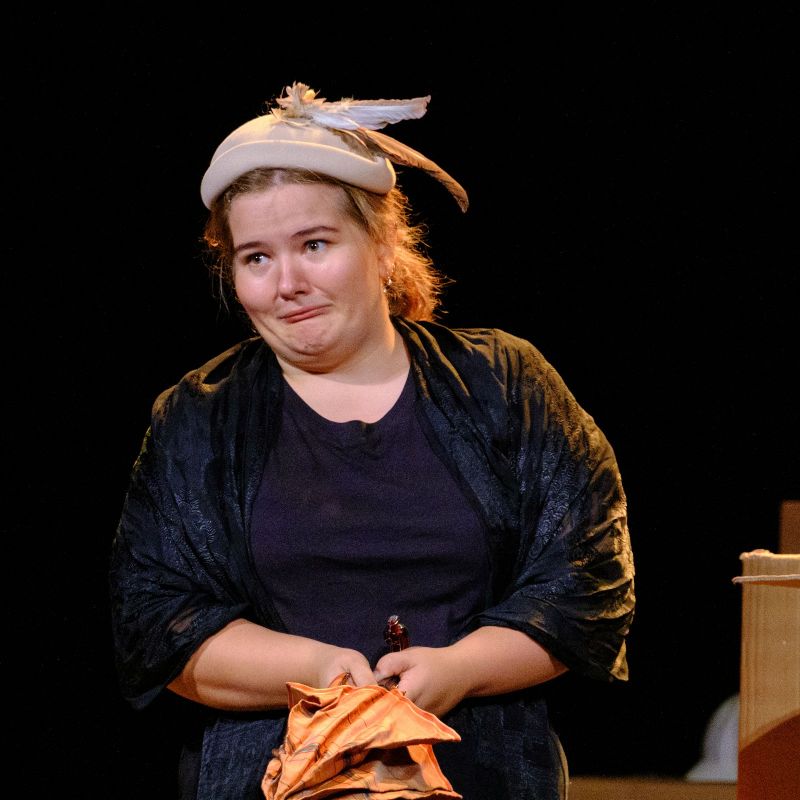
384,614,410,652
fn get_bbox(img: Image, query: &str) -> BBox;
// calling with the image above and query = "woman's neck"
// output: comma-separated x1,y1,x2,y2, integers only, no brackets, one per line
279,328,411,423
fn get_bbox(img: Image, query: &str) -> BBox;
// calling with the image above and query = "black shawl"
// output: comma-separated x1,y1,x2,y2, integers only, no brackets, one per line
109,318,635,799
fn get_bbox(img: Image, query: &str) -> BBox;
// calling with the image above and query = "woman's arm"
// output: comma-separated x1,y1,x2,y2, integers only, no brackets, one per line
168,618,375,710
373,625,567,718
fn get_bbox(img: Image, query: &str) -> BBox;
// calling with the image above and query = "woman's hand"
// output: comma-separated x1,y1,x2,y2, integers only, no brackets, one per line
373,646,469,718
168,619,374,710
310,642,375,689
373,626,567,718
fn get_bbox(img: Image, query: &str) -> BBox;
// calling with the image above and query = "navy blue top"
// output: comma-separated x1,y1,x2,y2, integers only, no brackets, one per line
250,371,491,666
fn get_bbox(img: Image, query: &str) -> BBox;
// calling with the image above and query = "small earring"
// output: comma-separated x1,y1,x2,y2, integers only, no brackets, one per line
383,276,393,293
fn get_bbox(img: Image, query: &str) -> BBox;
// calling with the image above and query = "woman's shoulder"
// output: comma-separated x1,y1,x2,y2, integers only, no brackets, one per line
151,336,269,421
398,318,580,418
398,318,552,375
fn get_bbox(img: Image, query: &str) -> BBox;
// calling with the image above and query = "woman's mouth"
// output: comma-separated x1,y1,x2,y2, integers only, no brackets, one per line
280,306,327,323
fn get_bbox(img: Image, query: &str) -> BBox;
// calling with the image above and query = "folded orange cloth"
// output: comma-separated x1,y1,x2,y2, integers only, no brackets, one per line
262,674,463,799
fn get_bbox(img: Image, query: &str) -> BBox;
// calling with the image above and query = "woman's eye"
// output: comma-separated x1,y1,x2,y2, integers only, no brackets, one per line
306,240,327,253
245,252,269,266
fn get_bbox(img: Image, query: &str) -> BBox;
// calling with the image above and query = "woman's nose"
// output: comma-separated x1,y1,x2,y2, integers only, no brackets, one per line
276,256,308,297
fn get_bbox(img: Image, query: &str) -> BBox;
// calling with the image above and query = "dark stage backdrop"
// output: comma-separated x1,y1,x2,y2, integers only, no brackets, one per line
5,7,798,798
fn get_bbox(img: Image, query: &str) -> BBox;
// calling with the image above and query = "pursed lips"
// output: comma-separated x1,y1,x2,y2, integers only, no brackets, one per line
279,305,328,323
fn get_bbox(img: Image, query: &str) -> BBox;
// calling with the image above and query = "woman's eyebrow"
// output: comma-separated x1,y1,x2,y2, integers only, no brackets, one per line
232,225,340,256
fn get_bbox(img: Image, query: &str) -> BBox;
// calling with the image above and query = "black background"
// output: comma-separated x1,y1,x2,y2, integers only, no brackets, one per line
6,6,798,797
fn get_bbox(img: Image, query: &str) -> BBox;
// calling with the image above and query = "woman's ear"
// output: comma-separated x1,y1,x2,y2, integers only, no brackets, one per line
377,225,398,280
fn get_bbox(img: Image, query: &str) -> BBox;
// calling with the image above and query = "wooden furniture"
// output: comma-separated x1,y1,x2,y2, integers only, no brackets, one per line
568,776,736,799
733,543,799,799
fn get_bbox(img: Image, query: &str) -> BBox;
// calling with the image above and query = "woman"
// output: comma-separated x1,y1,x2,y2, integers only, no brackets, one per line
110,82,635,799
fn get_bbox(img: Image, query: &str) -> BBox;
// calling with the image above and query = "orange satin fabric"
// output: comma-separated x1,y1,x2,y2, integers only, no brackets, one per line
262,674,463,799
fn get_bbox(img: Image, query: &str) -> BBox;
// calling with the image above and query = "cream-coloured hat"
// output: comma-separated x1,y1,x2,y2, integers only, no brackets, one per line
200,83,468,211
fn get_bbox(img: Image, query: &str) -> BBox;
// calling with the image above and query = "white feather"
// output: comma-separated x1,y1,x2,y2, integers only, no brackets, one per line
276,83,430,130
308,98,430,130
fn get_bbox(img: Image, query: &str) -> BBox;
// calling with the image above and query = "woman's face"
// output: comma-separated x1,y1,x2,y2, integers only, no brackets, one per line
230,182,394,373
